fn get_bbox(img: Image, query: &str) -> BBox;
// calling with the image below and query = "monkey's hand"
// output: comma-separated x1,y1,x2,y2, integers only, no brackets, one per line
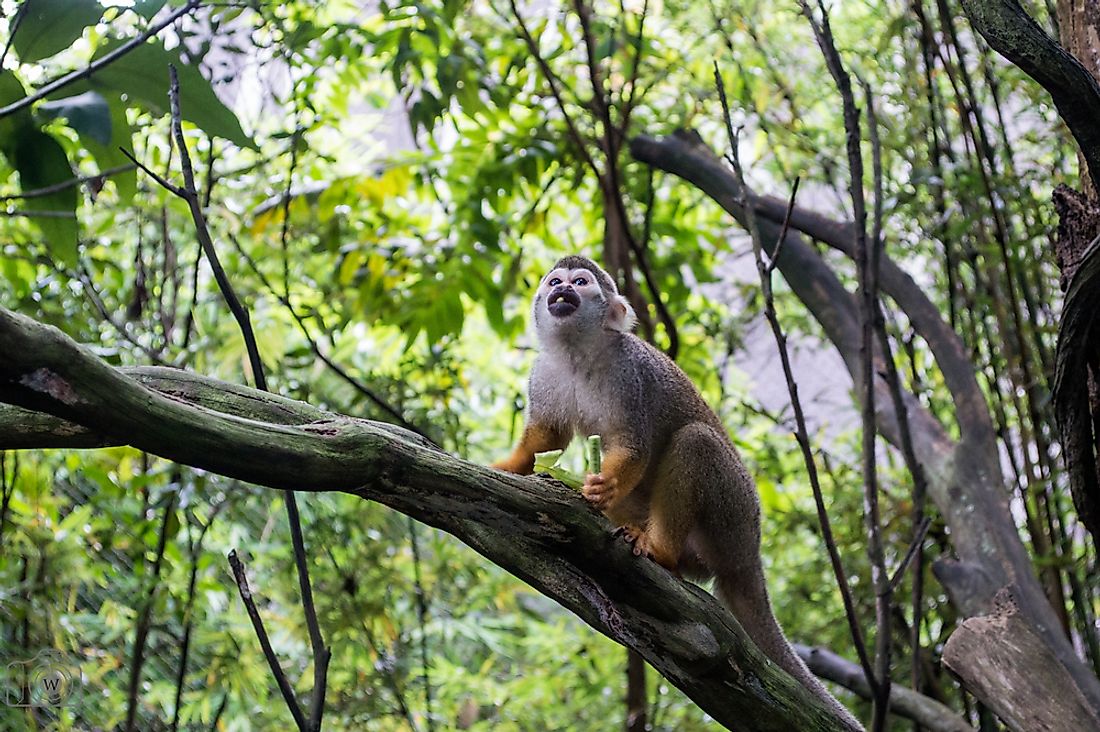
582,472,618,510
583,446,646,510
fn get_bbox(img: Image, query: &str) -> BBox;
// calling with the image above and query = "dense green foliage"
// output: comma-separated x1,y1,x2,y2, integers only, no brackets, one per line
0,0,1090,729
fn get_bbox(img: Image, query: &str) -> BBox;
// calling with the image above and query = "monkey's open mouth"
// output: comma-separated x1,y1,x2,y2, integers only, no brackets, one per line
547,288,581,317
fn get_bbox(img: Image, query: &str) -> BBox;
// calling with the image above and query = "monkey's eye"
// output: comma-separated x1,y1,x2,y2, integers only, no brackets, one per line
573,277,588,286
548,277,562,286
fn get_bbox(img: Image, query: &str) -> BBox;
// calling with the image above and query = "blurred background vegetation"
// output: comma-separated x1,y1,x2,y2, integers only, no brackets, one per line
0,0,1089,729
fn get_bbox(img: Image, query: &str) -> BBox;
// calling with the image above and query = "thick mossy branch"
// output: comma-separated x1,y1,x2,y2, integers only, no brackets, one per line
0,306,857,732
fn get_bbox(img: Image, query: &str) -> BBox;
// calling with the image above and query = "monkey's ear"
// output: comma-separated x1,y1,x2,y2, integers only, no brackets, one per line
605,295,637,332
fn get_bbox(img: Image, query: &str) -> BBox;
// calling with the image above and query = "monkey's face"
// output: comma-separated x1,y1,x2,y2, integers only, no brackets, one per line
532,262,635,343
543,267,598,319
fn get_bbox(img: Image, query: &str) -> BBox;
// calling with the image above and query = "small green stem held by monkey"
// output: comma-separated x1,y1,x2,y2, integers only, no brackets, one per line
492,255,863,730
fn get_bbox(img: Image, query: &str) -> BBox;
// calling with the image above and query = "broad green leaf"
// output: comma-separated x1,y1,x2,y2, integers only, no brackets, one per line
87,40,255,149
0,71,31,142
38,90,112,145
133,0,169,19
11,0,103,63
10,129,78,265
533,450,582,488
81,96,137,202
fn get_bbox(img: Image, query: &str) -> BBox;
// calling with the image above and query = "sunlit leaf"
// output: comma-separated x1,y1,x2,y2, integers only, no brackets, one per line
11,0,103,63
86,39,255,149
38,90,112,145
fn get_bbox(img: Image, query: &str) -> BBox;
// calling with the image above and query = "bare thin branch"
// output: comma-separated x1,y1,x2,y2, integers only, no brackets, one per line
714,61,877,701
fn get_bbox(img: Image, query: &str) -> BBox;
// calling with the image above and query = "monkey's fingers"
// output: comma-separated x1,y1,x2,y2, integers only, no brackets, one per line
582,474,615,508
612,526,637,543
583,486,615,509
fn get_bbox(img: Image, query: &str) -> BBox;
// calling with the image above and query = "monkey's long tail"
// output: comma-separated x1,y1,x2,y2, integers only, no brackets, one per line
715,573,865,731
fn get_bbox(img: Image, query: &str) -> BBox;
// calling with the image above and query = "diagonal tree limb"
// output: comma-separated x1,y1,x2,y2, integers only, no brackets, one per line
0,305,858,732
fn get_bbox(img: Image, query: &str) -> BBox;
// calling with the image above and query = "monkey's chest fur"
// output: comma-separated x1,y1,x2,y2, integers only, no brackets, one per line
528,337,654,446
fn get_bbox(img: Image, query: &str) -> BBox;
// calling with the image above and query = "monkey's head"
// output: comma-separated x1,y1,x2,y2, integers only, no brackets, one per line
532,255,636,344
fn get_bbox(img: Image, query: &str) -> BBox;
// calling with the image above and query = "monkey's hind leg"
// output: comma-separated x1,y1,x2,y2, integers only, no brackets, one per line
622,423,723,572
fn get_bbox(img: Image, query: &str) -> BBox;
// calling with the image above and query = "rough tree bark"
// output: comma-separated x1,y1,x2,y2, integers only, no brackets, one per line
0,306,862,732
961,0,1100,556
630,130,1100,729
955,0,1100,186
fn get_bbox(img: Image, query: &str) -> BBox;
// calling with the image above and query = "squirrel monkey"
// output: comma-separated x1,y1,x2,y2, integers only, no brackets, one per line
493,255,861,729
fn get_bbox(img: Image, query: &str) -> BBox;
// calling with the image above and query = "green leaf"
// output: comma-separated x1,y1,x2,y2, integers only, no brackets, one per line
81,97,136,202
87,40,255,149
11,0,103,63
533,451,583,489
133,0,169,19
10,129,78,265
0,71,33,142
38,90,112,145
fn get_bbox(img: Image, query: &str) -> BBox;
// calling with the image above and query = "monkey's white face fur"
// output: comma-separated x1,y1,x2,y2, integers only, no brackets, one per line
532,266,636,346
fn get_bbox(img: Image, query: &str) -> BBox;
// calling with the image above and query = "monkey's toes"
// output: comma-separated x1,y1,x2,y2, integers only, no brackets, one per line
614,524,650,555
612,525,636,541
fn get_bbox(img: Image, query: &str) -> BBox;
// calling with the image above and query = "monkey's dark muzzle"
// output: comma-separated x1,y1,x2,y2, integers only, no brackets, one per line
547,287,581,317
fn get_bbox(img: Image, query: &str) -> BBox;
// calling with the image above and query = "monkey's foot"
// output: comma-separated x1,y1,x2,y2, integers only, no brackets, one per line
613,525,681,574
582,472,618,509
613,524,653,558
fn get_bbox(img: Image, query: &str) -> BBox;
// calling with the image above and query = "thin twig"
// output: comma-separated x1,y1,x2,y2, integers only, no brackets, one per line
128,64,330,731
407,516,435,731
714,60,878,699
766,177,800,275
166,66,266,389
0,0,202,120
575,0,675,355
888,516,933,593
280,122,301,300
799,4,891,728
169,63,330,731
618,0,649,131
0,164,136,201
119,147,184,196
228,549,308,730
75,263,168,364
0,1,29,71
226,233,434,441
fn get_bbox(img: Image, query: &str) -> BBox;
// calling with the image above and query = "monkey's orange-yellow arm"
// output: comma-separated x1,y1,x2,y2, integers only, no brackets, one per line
492,422,571,475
